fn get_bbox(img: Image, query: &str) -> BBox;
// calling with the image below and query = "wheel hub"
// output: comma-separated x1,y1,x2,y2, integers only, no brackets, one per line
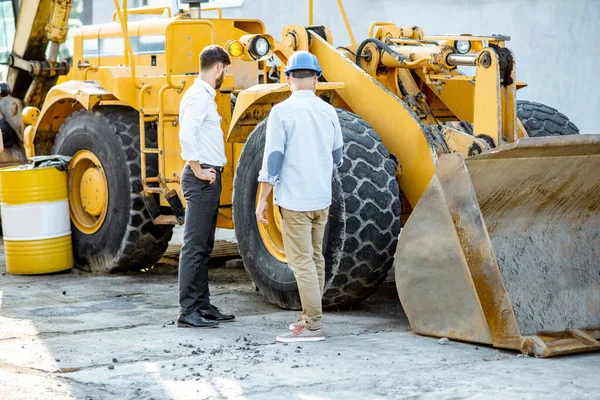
68,150,109,234
80,167,105,216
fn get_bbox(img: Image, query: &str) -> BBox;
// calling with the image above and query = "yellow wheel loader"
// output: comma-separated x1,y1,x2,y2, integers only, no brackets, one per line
0,0,597,357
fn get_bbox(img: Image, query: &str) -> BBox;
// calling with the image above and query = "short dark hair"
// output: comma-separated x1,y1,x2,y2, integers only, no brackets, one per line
289,69,317,79
200,45,231,71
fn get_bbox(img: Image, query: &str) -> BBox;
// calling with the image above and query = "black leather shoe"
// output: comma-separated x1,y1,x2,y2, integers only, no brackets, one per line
177,310,219,328
199,305,235,322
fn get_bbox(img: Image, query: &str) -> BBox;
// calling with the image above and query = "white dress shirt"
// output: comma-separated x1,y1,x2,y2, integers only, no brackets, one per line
179,78,227,167
258,90,344,212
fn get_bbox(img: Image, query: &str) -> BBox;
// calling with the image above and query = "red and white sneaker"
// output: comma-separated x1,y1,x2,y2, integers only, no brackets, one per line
276,324,325,343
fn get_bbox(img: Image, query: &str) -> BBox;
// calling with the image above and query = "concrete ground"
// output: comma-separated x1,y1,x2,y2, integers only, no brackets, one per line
1,240,599,400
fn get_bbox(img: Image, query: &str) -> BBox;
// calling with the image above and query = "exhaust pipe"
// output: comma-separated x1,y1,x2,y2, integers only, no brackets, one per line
189,1,202,19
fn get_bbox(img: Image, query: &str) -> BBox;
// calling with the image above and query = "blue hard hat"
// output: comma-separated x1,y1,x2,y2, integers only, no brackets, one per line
284,51,322,78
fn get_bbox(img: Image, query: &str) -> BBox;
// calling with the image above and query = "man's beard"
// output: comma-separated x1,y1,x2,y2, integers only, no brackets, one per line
215,71,225,89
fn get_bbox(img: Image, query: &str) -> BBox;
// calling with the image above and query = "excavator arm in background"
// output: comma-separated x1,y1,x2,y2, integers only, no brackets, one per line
0,0,71,134
7,0,71,107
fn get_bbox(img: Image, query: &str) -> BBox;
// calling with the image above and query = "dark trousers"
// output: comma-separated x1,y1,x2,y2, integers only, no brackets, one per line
178,164,221,315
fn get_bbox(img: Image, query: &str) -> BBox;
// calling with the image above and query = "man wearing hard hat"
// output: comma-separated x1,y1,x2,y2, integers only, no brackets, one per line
256,51,344,343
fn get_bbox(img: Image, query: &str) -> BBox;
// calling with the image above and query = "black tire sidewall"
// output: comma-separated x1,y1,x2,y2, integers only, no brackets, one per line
53,110,131,269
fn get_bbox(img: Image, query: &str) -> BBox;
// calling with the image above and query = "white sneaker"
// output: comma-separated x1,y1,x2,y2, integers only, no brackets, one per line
276,325,325,343
288,315,304,330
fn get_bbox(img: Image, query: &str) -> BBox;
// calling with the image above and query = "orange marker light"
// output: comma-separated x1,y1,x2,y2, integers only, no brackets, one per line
227,40,245,58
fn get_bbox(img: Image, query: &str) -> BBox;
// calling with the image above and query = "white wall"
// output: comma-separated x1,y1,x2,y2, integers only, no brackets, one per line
94,0,600,133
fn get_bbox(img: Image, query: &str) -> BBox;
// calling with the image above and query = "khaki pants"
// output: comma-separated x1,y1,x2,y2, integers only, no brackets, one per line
280,207,329,330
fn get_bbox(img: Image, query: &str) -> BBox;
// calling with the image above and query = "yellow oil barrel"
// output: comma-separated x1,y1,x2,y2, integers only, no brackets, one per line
0,165,73,274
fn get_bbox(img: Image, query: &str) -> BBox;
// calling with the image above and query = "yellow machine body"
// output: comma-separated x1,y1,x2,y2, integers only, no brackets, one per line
27,10,268,228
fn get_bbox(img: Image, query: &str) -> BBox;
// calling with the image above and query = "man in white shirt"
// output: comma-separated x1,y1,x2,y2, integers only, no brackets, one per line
178,45,235,328
256,51,344,342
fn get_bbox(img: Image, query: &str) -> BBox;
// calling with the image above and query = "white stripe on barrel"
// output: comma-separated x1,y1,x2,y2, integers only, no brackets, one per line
1,200,71,241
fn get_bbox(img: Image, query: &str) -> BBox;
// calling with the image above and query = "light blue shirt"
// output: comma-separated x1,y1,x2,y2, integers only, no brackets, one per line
258,90,344,212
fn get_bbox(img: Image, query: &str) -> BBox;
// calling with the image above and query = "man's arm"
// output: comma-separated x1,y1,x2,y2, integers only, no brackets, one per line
256,108,286,224
179,94,216,183
332,111,344,168
258,107,286,184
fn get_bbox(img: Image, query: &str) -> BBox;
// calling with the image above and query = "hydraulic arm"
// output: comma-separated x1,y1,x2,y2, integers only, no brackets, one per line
0,0,72,164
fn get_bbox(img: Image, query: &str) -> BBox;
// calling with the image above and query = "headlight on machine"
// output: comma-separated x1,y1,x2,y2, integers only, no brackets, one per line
249,36,271,58
455,40,472,54
233,34,274,61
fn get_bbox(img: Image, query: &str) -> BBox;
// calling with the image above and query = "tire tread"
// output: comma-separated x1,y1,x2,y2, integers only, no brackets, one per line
53,107,172,272
233,108,401,309
517,100,579,137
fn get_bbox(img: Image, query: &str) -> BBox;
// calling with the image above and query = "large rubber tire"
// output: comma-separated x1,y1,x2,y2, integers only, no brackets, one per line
517,100,579,137
233,109,401,310
52,107,173,273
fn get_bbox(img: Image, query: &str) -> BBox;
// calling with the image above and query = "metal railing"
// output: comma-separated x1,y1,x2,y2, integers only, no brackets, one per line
112,6,171,22
308,0,356,45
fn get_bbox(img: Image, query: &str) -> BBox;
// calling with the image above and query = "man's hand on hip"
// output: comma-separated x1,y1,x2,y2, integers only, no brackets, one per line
196,168,216,184
189,161,216,184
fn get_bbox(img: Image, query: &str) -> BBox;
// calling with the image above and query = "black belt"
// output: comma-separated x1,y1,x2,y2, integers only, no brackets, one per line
200,163,224,173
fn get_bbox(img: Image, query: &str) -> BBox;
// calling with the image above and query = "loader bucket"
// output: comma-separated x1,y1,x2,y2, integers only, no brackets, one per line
394,134,600,357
